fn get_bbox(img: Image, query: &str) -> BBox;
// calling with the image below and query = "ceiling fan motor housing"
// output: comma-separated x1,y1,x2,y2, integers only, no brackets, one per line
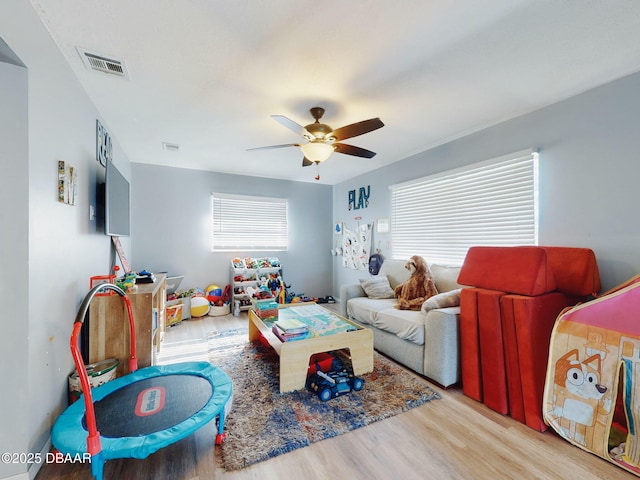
305,122,333,139
305,106,334,140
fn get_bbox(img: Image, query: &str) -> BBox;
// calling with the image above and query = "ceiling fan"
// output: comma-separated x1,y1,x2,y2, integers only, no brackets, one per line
248,107,384,179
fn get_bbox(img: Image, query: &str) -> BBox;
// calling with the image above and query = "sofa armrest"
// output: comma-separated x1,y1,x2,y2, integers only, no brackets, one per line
339,284,367,317
423,307,460,387
421,289,462,313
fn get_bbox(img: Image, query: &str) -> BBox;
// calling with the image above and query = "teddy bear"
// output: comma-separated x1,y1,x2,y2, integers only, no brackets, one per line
394,255,439,310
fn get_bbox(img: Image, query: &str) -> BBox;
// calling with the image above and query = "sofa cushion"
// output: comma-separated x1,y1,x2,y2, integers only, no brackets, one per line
379,258,463,292
430,264,464,292
347,298,426,345
378,259,411,289
373,308,426,345
347,297,397,326
421,288,462,313
359,275,395,299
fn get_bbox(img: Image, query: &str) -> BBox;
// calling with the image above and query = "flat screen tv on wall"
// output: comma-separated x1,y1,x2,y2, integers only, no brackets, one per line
104,160,130,237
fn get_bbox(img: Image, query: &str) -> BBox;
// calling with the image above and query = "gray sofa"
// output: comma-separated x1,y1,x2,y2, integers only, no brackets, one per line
340,258,463,387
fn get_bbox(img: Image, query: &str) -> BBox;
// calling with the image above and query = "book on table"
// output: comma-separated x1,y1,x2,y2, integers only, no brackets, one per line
274,316,309,334
269,305,359,342
271,325,311,342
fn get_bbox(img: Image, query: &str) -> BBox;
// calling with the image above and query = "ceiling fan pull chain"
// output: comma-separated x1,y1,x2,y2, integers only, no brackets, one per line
315,162,321,181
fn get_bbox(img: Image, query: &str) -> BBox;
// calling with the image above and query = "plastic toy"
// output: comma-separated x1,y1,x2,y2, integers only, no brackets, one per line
232,257,244,268
306,358,364,401
317,296,336,304
276,276,290,304
208,284,230,307
267,275,280,294
268,258,281,267
190,296,210,317
205,284,222,297
115,273,136,292
252,289,272,300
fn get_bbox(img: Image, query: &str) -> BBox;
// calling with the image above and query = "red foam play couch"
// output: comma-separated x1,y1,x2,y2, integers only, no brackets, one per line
457,246,600,431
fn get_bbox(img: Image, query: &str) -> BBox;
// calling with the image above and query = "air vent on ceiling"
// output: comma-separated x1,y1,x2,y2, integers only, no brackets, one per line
76,47,129,79
162,142,180,152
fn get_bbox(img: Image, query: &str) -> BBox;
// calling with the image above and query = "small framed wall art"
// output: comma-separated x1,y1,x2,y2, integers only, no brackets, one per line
376,217,390,233
96,119,112,167
57,160,77,205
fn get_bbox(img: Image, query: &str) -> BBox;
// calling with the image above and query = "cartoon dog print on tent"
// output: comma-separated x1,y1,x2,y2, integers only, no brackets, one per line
543,275,640,477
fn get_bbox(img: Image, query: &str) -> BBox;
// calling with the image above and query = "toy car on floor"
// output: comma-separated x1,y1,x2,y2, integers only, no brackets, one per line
306,360,364,401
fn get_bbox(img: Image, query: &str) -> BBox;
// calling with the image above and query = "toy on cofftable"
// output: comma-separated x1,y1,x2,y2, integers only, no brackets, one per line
306,357,364,401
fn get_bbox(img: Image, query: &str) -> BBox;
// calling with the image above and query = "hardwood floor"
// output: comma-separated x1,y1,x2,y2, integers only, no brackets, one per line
35,308,634,480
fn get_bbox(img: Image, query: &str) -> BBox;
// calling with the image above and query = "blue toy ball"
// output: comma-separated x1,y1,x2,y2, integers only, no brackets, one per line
206,284,223,297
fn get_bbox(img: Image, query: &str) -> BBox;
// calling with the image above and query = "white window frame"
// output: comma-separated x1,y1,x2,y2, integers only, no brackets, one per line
389,149,538,265
211,193,288,251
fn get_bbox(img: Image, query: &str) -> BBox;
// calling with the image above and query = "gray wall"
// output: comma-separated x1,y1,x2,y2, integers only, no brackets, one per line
131,164,334,299
1,3,132,478
333,70,640,295
0,55,29,480
3,2,640,479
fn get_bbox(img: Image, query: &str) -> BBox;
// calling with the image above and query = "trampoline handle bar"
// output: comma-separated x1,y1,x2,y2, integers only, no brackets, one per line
73,283,138,371
123,296,138,372
70,321,101,457
69,283,139,457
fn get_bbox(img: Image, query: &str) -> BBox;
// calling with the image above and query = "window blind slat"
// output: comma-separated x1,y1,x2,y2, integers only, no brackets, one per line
390,151,538,264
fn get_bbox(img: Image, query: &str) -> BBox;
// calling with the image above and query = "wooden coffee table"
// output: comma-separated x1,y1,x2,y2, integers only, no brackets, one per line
248,303,374,392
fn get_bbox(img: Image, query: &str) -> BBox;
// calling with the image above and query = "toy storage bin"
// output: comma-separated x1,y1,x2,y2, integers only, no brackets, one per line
68,358,119,403
166,303,183,327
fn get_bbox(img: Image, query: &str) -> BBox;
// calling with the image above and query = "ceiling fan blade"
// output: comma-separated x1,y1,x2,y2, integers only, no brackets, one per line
333,143,377,158
327,118,384,141
302,156,313,167
271,115,314,140
246,143,300,151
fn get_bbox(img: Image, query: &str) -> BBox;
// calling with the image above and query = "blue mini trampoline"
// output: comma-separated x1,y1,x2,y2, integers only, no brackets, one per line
51,284,233,480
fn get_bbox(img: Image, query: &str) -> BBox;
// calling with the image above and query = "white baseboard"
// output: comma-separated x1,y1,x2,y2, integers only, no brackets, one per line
25,438,50,480
2,472,28,480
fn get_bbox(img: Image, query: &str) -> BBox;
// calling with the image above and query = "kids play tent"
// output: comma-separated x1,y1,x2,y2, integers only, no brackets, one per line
543,275,640,476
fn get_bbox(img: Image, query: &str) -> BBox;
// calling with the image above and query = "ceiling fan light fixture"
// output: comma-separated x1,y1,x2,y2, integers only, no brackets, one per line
249,107,383,169
300,141,334,163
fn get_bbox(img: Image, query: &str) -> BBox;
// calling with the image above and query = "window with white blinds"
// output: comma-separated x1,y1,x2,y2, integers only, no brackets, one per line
211,193,288,251
390,149,538,265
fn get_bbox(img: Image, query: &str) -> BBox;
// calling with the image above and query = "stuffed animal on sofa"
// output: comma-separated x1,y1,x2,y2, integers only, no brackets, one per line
394,255,439,310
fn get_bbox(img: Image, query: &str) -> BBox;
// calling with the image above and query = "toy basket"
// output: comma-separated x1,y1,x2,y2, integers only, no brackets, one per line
209,303,231,316
67,358,119,403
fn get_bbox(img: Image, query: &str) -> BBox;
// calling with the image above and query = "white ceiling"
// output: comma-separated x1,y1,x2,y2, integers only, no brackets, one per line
30,0,640,184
